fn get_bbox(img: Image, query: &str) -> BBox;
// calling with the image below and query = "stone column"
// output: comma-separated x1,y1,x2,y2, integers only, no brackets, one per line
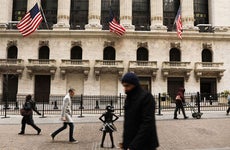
181,0,198,32
27,0,40,10
150,0,167,32
0,0,13,30
85,0,102,30
53,0,71,30
120,0,135,31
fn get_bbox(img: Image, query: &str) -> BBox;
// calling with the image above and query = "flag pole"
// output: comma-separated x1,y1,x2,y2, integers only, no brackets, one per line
37,2,49,29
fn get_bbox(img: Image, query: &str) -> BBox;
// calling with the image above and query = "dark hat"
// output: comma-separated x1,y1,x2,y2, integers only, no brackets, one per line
121,72,140,86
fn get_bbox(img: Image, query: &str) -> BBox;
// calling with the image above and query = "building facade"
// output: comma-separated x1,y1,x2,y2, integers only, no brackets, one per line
0,0,230,102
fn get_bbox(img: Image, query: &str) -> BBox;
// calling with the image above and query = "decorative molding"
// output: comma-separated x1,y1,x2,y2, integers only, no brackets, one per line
71,41,82,47
203,43,212,50
120,16,132,20
39,40,49,47
170,42,180,49
151,16,163,21
104,41,115,47
57,15,70,20
137,42,148,49
7,40,17,48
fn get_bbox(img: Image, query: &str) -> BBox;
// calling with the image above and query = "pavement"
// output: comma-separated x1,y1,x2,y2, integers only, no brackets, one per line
0,111,230,150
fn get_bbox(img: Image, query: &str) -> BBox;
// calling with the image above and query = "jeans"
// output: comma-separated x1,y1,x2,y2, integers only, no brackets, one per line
51,122,75,141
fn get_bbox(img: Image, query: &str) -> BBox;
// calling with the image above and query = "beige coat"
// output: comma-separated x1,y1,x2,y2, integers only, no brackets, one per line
61,93,73,123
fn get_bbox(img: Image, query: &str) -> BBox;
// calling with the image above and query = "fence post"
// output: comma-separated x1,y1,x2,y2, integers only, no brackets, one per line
157,93,162,116
95,100,99,109
40,96,46,118
119,93,122,116
78,94,84,118
14,101,19,110
197,92,201,113
2,97,10,119
53,100,58,109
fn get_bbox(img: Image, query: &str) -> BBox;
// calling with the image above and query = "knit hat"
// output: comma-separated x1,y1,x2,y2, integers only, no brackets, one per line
121,72,140,86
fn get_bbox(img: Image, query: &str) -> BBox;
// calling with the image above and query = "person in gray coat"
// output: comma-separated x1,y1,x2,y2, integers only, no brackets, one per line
50,88,77,143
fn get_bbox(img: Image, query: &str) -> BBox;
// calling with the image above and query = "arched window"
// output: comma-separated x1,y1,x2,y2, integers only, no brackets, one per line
101,0,120,30
40,0,58,29
39,46,50,59
132,0,150,31
137,47,148,61
103,47,116,60
163,0,180,31
170,48,181,61
194,0,209,26
71,46,82,59
70,0,89,30
7,46,18,59
202,49,212,62
12,0,27,21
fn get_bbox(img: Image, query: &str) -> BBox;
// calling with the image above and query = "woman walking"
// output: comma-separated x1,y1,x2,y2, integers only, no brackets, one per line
18,95,41,135
174,87,188,119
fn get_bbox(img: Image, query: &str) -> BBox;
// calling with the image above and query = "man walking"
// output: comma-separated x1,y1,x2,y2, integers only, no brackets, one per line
121,72,159,150
50,88,77,143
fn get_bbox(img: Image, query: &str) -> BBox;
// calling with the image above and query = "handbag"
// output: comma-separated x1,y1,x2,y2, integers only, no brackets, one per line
20,108,32,116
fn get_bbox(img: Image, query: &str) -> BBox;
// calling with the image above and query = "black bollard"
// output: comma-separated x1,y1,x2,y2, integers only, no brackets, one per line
14,101,19,110
95,100,100,109
53,101,58,109
157,93,163,115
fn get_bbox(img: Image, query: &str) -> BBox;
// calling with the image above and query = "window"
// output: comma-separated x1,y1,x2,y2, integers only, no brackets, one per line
194,0,209,26
7,46,18,59
170,48,180,61
71,46,82,59
39,46,50,59
101,0,120,30
70,0,89,30
103,47,116,60
163,0,180,31
12,0,27,21
40,0,58,29
202,49,212,62
137,47,148,61
132,0,150,31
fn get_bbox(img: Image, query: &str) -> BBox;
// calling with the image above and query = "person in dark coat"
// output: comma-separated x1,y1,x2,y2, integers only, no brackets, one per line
121,72,159,150
174,87,188,119
18,95,41,135
99,105,119,148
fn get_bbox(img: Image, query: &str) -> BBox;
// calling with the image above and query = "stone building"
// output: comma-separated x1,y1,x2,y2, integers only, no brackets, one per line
0,0,230,102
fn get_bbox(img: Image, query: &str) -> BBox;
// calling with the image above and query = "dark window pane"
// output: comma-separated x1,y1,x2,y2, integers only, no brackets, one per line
103,47,116,60
194,0,209,25
71,46,82,59
70,0,89,30
202,49,212,62
7,46,18,59
40,0,58,29
137,47,148,61
39,46,50,59
101,0,120,30
132,0,150,31
163,0,180,31
170,48,181,61
12,0,27,21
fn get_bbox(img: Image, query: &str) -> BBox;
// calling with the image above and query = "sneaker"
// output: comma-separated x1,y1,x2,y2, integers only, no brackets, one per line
69,139,78,143
50,133,54,140
184,116,189,119
100,144,104,148
37,129,41,135
18,132,24,135
174,117,178,119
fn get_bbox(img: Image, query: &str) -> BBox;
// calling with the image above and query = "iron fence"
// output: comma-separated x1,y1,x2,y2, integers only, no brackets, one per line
0,92,229,117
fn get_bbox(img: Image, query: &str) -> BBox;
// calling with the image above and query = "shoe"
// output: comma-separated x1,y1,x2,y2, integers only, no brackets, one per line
174,117,178,119
111,145,115,148
37,129,41,135
184,116,189,119
100,144,104,148
69,139,78,143
50,133,54,140
18,132,24,135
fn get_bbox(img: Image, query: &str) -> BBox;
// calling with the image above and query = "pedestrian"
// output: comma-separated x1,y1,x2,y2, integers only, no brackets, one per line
174,87,188,119
121,72,159,150
18,94,41,135
99,105,119,148
226,94,230,115
50,88,78,143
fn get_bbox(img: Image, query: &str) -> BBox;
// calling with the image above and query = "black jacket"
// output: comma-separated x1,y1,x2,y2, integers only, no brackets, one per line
123,87,159,150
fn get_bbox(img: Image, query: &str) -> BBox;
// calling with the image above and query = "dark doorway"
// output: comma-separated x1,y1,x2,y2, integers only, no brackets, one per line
202,49,212,62
2,74,18,102
200,78,217,101
139,77,151,92
170,48,181,61
71,46,82,59
103,46,116,60
34,75,51,103
167,77,184,100
39,46,50,59
7,46,18,59
137,47,148,61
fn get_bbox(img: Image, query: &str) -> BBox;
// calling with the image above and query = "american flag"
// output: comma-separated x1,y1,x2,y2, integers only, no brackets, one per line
175,6,182,39
109,8,126,36
17,3,43,37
